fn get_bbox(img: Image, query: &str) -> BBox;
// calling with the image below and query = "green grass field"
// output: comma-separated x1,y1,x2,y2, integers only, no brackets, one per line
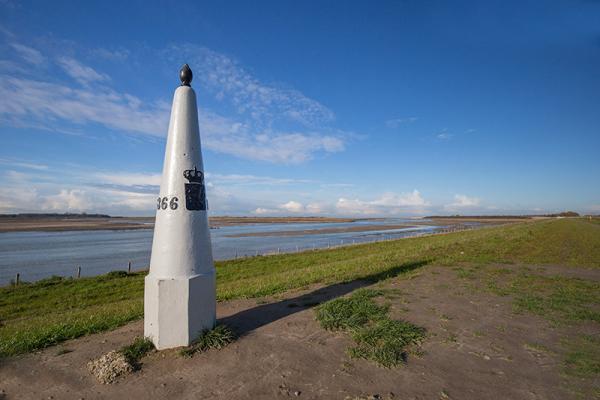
1,218,599,357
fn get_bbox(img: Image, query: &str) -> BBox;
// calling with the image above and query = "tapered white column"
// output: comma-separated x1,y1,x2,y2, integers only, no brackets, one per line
144,64,216,350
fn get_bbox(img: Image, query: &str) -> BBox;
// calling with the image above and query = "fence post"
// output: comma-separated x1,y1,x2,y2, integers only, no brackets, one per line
15,272,20,287
77,266,81,279
128,261,132,274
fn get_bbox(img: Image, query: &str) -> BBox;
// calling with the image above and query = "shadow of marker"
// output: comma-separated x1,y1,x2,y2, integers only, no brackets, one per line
219,259,429,337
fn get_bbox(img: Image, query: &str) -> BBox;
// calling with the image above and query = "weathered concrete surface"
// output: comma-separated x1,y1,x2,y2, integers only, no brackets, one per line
145,70,215,349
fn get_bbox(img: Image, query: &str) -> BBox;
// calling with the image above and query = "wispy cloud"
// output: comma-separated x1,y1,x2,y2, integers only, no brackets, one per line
444,194,481,211
0,158,49,170
0,75,170,135
90,47,130,61
167,44,335,128
0,40,348,164
206,173,312,186
199,110,344,163
94,172,162,187
56,57,110,85
10,43,45,65
385,117,418,128
336,190,429,215
436,129,453,140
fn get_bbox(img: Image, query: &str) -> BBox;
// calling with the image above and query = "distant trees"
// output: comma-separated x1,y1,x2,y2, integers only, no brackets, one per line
546,211,579,217
426,211,581,219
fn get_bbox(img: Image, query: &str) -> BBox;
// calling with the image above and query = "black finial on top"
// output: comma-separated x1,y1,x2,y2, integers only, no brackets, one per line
180,64,193,86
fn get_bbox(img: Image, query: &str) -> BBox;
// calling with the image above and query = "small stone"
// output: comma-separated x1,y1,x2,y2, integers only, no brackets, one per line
294,391,301,396
483,355,491,360
161,383,167,387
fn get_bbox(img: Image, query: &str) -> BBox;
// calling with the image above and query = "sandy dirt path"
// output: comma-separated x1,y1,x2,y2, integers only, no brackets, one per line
1,264,596,400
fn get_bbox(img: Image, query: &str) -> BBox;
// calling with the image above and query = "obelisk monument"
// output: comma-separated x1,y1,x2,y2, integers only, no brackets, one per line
144,64,216,350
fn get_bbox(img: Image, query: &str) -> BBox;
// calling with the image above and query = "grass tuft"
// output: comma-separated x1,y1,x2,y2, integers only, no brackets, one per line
349,319,426,368
179,324,236,358
119,336,154,368
563,335,600,378
316,289,425,367
314,289,387,330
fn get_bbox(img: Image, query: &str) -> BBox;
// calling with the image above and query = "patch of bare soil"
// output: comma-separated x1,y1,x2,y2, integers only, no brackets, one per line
1,264,597,399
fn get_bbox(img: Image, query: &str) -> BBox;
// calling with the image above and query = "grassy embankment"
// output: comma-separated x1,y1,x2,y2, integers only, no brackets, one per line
1,218,599,357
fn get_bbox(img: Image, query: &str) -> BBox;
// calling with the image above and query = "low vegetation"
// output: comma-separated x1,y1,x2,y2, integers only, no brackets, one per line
452,260,600,381
314,289,388,331
120,336,155,368
179,324,236,358
1,218,599,357
315,289,425,367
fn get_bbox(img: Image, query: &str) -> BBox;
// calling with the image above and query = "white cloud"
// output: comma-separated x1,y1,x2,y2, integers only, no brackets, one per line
252,200,326,216
200,110,344,163
95,172,162,187
56,57,110,85
444,194,481,210
0,186,38,212
305,202,324,214
43,189,89,211
207,173,311,186
0,158,49,170
336,190,429,216
10,43,45,65
253,207,273,215
280,200,304,213
0,75,171,135
0,49,346,164
436,129,453,140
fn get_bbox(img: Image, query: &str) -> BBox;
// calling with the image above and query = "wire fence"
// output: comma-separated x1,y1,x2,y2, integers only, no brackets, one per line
9,223,489,287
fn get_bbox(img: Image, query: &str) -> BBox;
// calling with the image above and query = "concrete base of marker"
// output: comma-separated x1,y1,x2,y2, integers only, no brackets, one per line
144,272,216,350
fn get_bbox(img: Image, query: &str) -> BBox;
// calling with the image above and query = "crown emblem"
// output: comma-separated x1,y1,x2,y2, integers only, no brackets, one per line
183,166,204,183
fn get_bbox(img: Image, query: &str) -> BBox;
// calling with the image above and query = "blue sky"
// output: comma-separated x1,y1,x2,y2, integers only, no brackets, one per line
0,0,599,216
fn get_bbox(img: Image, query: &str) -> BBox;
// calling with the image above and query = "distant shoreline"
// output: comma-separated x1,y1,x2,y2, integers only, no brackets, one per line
0,214,534,234
0,215,363,233
225,224,416,237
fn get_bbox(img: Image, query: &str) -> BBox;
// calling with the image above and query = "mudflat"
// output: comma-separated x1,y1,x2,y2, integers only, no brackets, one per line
0,216,360,233
224,224,415,237
0,216,154,233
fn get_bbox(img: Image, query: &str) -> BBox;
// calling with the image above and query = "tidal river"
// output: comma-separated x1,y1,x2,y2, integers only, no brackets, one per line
0,218,440,285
